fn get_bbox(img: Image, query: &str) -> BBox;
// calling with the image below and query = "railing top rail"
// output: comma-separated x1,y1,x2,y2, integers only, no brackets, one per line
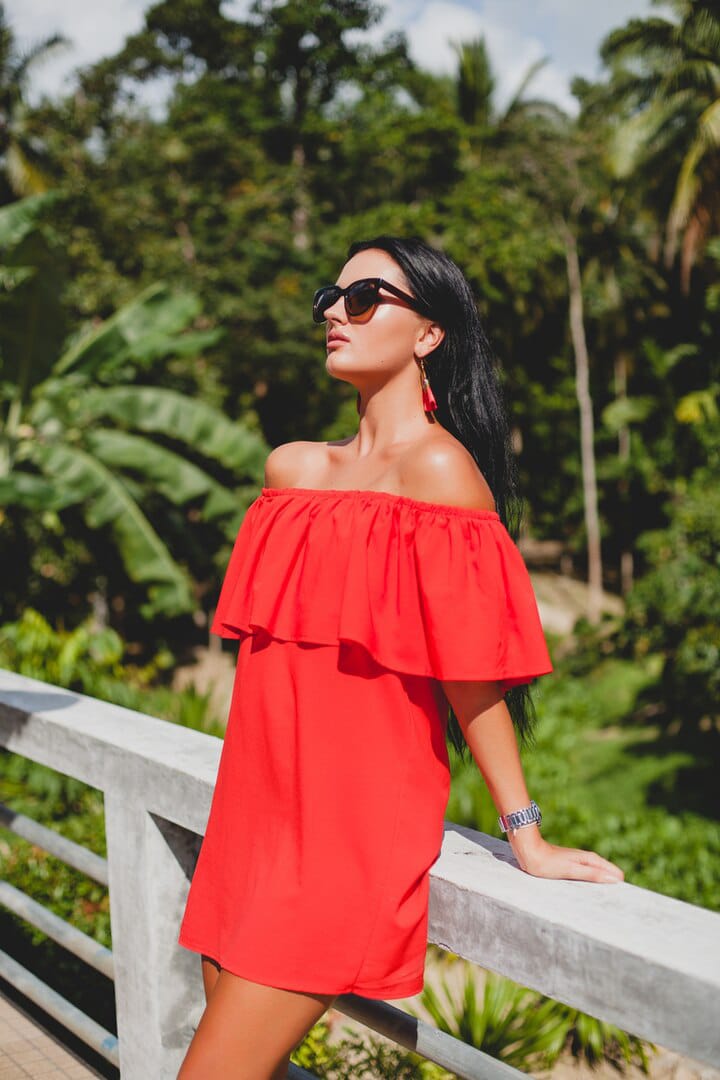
2,667,719,1067
0,667,220,834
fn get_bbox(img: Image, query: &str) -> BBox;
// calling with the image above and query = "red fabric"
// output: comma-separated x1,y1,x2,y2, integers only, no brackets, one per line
211,486,553,688
178,487,552,999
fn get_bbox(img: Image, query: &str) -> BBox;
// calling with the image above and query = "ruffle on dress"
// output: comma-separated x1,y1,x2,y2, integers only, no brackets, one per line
210,486,553,689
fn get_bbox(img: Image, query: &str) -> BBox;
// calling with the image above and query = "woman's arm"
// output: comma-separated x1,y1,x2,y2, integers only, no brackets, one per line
441,679,624,883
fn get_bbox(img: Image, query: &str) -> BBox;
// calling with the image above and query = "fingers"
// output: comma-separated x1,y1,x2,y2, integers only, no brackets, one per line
522,845,625,883
565,849,625,882
516,837,626,883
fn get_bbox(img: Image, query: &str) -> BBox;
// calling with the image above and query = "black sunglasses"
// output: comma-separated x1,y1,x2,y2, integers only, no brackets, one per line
312,277,425,323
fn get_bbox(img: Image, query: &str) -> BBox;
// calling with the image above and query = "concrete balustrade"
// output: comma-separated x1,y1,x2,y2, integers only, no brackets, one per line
1,667,719,1078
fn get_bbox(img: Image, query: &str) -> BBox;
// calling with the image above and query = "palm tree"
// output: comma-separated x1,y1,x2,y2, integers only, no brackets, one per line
450,36,564,153
449,39,606,619
0,194,269,618
600,0,720,290
0,2,71,195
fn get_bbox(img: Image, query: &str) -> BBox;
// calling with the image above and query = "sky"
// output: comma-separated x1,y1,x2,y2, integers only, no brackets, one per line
5,0,655,116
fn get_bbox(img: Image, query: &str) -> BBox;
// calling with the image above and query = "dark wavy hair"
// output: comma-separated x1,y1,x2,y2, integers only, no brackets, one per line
347,235,538,755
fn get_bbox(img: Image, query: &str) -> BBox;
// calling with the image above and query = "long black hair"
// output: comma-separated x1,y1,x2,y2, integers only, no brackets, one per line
347,235,538,754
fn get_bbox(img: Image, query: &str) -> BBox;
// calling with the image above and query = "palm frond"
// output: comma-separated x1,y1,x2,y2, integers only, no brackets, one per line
78,385,268,475
4,140,53,195
601,17,678,67
54,282,204,377
659,58,720,96
0,469,68,511
30,441,195,618
87,428,241,526
10,34,71,88
698,95,720,147
665,97,720,261
451,35,495,127
502,56,549,122
609,97,680,177
0,190,60,248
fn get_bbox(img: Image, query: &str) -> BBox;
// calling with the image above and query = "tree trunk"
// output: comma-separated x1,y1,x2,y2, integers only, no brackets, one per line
562,222,603,623
614,351,634,595
290,66,310,252
291,141,310,252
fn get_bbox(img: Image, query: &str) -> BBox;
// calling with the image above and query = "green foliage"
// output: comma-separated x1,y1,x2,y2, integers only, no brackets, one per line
448,652,720,911
291,1018,347,1074
597,0,720,272
543,803,720,911
1,207,268,620
292,1016,451,1079
0,607,224,732
0,607,225,1027
1,607,168,702
0,13,69,199
1,2,719,1069
410,964,652,1072
619,456,720,742
0,606,223,934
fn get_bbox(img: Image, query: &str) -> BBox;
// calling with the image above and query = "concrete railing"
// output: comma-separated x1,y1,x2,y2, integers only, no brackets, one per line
1,667,719,1078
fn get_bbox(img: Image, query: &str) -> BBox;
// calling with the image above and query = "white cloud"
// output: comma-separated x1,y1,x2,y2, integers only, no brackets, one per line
384,1,578,113
479,0,653,83
5,0,149,104
4,0,653,116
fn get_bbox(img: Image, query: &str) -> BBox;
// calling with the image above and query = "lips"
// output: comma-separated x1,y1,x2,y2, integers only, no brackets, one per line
327,334,349,347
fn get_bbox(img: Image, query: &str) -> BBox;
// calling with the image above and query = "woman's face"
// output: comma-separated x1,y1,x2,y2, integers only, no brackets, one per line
321,249,440,381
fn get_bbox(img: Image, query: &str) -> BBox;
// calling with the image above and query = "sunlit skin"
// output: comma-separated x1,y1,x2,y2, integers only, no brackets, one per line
176,248,624,1079
321,249,450,470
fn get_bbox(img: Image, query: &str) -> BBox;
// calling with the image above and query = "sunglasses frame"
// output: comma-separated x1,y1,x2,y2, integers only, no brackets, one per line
312,277,425,323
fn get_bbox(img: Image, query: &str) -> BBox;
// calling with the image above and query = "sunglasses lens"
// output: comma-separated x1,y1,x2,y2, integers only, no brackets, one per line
313,286,340,323
346,281,379,316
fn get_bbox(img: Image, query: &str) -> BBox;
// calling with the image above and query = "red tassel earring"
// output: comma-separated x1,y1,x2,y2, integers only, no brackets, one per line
418,357,438,412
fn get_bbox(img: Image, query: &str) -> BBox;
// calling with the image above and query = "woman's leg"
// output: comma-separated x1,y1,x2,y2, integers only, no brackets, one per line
177,968,336,1079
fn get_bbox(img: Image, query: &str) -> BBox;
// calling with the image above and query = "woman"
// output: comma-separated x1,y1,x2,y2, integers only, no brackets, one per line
177,236,624,1079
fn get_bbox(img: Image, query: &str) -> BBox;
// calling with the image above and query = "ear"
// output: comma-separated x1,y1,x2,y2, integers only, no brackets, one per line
415,320,445,359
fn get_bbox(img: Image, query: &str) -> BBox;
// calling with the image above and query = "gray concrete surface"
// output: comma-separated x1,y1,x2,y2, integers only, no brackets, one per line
1,668,719,1078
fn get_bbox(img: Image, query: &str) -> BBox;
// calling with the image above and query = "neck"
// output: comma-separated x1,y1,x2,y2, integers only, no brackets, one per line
352,375,438,457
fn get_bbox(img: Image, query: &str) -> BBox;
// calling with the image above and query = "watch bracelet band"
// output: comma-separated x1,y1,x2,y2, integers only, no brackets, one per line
498,800,542,835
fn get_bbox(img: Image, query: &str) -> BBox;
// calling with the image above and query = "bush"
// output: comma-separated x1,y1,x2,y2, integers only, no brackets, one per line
411,963,653,1073
618,457,720,748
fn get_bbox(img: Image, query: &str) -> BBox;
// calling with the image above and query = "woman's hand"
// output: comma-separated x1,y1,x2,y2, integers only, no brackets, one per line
509,828,625,883
437,687,626,886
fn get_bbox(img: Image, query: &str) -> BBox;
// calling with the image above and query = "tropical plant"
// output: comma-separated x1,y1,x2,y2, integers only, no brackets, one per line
0,1,70,196
451,35,561,145
619,454,720,745
292,1015,451,1078
411,964,654,1072
599,0,720,289
0,607,225,731
0,195,268,618
489,111,608,619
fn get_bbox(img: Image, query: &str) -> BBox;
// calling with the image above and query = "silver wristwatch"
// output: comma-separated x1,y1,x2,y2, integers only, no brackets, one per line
498,800,542,836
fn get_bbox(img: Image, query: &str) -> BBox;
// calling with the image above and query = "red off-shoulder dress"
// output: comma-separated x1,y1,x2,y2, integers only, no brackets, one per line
178,486,552,1000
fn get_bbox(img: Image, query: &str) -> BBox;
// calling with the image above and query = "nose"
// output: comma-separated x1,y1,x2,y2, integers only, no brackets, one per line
323,295,347,325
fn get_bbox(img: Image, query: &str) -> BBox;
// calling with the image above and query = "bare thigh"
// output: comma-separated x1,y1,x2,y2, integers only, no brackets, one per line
177,965,336,1080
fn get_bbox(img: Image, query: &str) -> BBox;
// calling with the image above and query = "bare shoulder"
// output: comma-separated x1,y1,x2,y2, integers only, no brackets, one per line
400,436,496,512
263,441,326,489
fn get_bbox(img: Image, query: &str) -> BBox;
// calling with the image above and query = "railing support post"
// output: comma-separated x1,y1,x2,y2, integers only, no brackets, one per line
105,795,204,1078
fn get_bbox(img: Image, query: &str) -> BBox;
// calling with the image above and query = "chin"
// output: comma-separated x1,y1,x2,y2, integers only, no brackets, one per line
326,356,357,378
